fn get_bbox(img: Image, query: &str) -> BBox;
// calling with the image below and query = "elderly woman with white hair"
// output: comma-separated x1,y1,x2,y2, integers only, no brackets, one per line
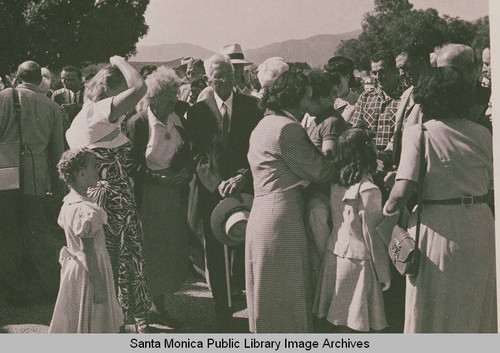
127,66,192,329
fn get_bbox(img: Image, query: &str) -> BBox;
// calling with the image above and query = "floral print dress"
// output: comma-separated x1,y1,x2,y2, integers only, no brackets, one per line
88,143,151,322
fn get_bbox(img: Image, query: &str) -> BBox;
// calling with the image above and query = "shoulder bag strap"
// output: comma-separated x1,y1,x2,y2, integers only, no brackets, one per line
12,88,24,191
12,88,22,146
414,124,427,252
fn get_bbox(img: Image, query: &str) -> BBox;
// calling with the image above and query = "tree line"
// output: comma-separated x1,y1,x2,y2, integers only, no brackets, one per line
336,0,489,70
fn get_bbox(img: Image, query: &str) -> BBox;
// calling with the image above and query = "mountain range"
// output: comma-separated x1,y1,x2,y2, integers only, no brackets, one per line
131,29,362,67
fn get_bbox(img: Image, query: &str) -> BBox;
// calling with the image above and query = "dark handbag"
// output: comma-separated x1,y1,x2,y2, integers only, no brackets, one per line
388,125,426,277
0,88,22,191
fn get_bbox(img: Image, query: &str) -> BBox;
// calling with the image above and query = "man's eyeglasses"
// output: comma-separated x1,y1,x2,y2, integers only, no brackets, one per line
206,77,229,84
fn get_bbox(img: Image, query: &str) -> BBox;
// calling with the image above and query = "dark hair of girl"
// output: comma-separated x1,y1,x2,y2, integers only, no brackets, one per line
332,128,377,187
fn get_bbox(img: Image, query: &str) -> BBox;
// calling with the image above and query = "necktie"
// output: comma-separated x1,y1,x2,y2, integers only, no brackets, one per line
220,103,229,144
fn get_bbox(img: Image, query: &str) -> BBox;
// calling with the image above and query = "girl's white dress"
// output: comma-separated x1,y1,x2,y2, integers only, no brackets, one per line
49,190,124,333
313,175,391,332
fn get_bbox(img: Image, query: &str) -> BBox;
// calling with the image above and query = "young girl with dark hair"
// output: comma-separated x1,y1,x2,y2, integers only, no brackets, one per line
313,128,391,332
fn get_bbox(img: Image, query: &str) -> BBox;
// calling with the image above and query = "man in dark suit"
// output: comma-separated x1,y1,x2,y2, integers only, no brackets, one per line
186,54,261,331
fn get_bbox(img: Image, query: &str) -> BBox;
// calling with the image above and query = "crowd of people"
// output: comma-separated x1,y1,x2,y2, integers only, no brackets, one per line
0,39,496,334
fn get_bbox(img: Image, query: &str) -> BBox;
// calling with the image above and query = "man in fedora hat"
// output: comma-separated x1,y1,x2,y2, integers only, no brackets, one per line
186,53,261,331
221,43,253,96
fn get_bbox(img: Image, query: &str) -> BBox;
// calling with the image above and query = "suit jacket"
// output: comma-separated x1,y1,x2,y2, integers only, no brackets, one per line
0,84,64,196
390,85,415,165
186,91,262,214
51,88,84,129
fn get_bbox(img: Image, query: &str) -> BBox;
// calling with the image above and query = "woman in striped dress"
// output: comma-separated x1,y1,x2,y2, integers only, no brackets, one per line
66,56,153,333
246,68,336,333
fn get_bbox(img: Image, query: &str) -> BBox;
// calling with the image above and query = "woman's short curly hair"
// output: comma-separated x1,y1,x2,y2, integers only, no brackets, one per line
144,66,181,99
261,68,310,111
413,66,473,120
332,128,377,187
136,66,181,111
57,148,95,184
84,65,126,102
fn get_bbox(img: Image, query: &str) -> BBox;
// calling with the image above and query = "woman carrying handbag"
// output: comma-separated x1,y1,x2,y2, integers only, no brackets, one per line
384,67,496,333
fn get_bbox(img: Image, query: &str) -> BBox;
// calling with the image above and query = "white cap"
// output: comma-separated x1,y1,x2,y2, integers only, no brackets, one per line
257,57,289,88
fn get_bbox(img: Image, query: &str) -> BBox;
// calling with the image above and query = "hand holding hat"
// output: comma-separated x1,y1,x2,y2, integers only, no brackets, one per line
211,193,253,246
218,174,246,198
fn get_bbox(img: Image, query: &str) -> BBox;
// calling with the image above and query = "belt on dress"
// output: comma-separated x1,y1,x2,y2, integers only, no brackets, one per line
146,169,169,180
422,194,488,206
59,246,88,271
145,168,175,185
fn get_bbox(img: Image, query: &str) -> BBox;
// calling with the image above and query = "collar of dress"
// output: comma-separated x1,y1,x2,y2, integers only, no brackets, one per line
64,189,94,205
342,173,377,201
147,106,182,129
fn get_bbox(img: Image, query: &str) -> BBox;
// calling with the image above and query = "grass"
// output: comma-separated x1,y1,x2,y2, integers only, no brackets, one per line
0,272,249,334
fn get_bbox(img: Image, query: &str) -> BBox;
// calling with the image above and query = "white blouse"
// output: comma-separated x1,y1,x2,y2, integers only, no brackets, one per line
66,97,128,149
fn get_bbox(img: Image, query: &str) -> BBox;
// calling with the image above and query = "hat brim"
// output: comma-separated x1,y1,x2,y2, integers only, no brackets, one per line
211,194,253,246
230,59,252,66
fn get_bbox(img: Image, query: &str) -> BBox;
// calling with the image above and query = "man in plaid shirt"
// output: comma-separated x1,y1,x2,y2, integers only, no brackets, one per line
350,52,408,333
351,51,406,161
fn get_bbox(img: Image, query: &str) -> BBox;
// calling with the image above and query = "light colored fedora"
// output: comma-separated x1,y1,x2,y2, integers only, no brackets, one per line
220,43,252,66
211,193,253,246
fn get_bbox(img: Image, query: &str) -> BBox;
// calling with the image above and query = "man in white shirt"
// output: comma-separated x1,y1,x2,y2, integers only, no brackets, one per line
187,54,261,331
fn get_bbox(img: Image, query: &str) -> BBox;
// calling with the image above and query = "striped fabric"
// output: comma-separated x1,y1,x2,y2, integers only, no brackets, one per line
246,112,334,333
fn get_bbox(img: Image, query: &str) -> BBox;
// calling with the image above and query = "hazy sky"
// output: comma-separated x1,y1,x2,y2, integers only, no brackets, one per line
138,0,489,51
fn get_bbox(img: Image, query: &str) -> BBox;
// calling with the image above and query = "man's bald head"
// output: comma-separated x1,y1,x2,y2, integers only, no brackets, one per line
17,61,42,85
435,44,477,83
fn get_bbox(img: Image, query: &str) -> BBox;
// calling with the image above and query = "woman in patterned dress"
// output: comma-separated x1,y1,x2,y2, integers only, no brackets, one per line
246,68,336,333
66,56,153,333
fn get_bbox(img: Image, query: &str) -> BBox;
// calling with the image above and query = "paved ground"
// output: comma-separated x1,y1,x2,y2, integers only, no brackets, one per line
0,271,250,334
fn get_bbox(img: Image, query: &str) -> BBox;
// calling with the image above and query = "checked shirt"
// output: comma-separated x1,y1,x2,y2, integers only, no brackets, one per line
350,83,405,150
